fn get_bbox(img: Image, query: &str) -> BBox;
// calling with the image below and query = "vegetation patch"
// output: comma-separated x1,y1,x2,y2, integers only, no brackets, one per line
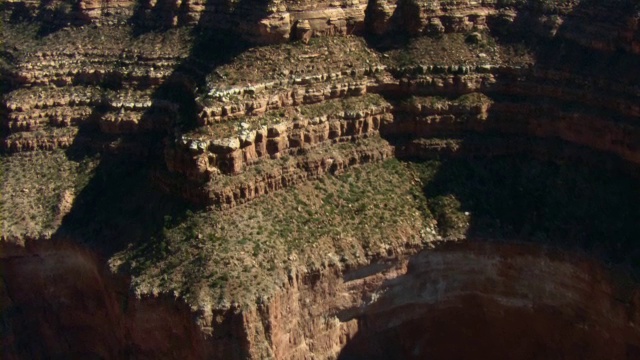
0,150,98,240
113,158,435,307
115,153,640,307
205,36,381,90
381,32,534,68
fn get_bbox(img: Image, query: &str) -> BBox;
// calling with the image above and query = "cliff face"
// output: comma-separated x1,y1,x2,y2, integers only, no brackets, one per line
5,0,639,50
3,241,640,359
5,0,639,207
2,0,640,358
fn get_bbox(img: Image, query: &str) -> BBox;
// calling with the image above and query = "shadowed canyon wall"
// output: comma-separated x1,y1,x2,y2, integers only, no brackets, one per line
3,241,640,359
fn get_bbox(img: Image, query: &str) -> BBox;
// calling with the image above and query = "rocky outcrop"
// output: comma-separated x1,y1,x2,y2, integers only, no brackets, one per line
4,0,637,46
159,136,394,207
1,26,190,152
1,0,133,26
161,45,640,206
3,0,637,153
170,102,391,177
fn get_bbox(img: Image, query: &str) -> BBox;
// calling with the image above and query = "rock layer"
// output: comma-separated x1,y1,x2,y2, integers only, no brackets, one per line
3,241,640,359
3,2,639,204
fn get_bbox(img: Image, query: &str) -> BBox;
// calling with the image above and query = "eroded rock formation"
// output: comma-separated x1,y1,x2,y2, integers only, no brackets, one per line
2,0,640,358
3,241,640,359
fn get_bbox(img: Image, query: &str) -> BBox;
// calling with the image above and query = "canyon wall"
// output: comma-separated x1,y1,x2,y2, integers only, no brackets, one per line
4,1,639,49
3,241,640,359
6,0,637,206
2,0,640,359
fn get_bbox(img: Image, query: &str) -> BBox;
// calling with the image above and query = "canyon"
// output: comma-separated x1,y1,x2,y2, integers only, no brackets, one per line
2,0,640,358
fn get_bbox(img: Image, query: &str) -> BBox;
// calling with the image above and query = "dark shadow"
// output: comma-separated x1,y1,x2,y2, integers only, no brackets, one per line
1,0,93,38
363,0,415,51
419,151,640,266
52,1,268,258
34,0,92,37
48,80,193,256
5,1,34,23
373,0,640,275
131,0,272,37
56,128,193,257
131,0,186,36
